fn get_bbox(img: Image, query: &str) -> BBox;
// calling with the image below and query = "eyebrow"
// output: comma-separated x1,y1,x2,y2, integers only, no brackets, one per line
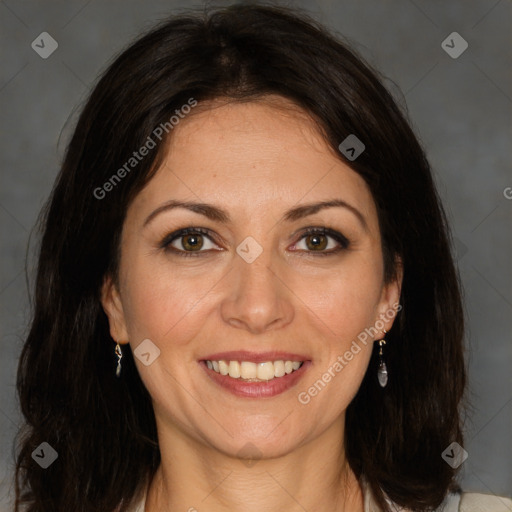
143,198,368,231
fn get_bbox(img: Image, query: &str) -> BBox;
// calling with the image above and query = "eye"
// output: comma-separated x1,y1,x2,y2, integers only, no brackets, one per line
160,227,221,257
291,227,349,256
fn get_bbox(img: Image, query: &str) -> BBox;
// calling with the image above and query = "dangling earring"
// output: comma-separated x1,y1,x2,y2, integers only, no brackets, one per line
115,342,123,378
377,329,388,387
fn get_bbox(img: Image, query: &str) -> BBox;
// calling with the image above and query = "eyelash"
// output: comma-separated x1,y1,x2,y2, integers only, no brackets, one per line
159,227,350,258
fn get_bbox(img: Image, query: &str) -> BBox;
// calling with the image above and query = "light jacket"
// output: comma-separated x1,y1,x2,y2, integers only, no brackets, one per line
359,475,512,511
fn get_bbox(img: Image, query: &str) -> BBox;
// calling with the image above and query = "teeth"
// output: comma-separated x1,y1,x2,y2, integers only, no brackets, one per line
241,361,257,379
274,360,285,377
228,360,241,378
257,362,274,380
206,359,304,381
218,360,229,375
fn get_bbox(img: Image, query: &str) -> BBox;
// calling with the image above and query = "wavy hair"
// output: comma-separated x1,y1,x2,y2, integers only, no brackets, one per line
15,3,468,511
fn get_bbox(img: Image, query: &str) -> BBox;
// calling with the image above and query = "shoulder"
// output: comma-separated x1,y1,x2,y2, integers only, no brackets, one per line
429,490,512,512
458,491,512,511
361,476,512,512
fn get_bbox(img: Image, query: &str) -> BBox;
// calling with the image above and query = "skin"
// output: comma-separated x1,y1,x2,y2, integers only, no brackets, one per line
101,95,402,512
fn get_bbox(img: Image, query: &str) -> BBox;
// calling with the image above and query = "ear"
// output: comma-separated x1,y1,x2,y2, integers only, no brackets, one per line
100,275,129,344
375,256,403,338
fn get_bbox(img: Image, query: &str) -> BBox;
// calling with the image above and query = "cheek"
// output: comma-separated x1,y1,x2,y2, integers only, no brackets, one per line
119,250,219,344
300,258,384,337
295,256,382,402
297,271,378,412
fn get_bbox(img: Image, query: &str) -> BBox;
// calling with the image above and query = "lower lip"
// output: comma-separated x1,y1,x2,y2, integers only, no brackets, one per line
200,360,311,398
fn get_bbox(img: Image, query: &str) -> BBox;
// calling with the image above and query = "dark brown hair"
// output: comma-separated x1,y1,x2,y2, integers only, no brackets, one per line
15,3,468,511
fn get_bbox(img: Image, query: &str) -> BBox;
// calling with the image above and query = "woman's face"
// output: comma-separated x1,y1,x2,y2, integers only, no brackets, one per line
102,96,401,459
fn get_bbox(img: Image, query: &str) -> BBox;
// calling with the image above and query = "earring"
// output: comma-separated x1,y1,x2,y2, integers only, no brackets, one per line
377,329,388,388
115,342,123,378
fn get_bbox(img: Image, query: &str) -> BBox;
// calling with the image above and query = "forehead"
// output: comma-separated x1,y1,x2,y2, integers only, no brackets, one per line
130,97,377,228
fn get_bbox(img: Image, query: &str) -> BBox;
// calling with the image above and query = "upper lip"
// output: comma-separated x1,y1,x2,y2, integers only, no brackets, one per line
201,350,310,363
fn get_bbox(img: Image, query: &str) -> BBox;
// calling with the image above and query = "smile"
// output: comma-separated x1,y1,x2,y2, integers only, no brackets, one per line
205,359,303,381
200,352,311,398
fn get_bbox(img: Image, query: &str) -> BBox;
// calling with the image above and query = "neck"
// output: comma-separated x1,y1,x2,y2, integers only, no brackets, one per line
145,417,364,512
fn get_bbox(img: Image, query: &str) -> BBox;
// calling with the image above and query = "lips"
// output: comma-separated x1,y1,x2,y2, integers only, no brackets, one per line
199,350,312,398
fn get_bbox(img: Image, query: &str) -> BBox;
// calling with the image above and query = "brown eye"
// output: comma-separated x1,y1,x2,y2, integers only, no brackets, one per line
292,227,350,256
161,227,219,256
180,233,204,251
305,233,328,251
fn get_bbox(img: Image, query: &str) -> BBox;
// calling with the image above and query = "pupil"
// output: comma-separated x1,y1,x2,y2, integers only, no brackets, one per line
184,234,203,250
308,234,326,250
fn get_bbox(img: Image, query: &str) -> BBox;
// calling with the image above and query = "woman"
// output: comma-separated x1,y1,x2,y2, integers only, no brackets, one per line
14,3,512,512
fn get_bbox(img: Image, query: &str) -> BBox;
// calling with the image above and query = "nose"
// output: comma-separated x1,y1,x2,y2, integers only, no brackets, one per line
220,249,294,334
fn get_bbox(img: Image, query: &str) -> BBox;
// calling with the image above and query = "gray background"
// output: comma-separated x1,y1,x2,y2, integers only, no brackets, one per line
1,0,511,509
